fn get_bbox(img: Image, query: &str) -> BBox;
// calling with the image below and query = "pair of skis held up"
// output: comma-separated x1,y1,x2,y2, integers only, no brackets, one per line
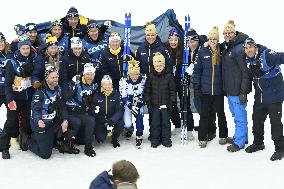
122,13,191,144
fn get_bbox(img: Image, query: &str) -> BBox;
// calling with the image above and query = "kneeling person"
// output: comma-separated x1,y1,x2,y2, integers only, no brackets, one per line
28,66,79,159
91,75,124,148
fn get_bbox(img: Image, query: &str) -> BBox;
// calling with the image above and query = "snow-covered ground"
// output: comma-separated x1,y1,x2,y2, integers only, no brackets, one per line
0,93,284,189
1,0,284,188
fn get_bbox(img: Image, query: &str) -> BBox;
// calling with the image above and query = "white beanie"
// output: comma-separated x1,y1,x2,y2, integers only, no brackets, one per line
83,63,96,75
101,75,112,85
70,37,82,48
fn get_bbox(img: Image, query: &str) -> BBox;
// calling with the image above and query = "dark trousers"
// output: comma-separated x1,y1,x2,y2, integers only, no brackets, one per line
68,114,95,145
151,107,171,145
252,101,284,151
28,126,56,159
198,95,228,141
95,118,124,142
0,100,31,150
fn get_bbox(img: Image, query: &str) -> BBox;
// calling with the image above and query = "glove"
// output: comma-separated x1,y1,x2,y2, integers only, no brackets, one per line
239,93,247,105
105,120,114,137
123,54,133,62
185,63,194,76
127,102,132,110
71,75,81,85
131,106,140,118
8,100,17,111
104,20,112,29
94,106,100,114
136,101,143,109
32,81,42,89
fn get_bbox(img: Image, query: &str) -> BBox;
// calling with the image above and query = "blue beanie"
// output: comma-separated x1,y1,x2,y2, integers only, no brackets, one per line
18,34,32,49
0,32,6,40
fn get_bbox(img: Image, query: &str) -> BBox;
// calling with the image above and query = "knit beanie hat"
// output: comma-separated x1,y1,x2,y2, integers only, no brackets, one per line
128,60,140,74
66,6,79,19
18,34,32,49
223,20,236,34
46,34,58,48
208,26,219,40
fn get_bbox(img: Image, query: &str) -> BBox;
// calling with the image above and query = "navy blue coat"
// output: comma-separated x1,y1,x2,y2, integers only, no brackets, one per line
0,51,12,95
98,48,124,90
67,75,98,114
89,171,115,189
221,31,251,96
5,50,35,103
30,83,67,133
90,90,124,124
192,46,224,95
82,34,108,65
246,45,284,104
135,36,173,75
61,49,91,99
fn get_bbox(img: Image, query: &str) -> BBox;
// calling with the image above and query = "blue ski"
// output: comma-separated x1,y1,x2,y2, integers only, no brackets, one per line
123,13,131,77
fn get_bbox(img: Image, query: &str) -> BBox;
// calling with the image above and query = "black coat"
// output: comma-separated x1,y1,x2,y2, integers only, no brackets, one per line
221,31,251,96
144,70,176,108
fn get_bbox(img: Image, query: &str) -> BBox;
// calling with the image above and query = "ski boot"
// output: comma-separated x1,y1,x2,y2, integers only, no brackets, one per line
125,126,134,140
270,151,284,161
112,139,120,148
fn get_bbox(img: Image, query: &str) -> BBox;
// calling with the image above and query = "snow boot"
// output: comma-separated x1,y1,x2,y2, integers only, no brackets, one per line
84,144,96,157
58,138,80,154
112,139,120,148
227,144,241,152
270,151,284,161
2,149,10,159
162,142,172,148
136,136,143,149
219,138,227,145
125,126,134,140
199,141,207,148
245,144,265,153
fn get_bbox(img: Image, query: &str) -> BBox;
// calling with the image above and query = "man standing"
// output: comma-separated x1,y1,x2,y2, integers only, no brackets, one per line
243,38,284,161
221,20,251,152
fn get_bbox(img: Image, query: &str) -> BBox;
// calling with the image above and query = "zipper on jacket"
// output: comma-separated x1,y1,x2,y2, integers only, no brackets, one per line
76,60,79,74
211,59,215,95
257,79,263,103
105,96,108,117
117,55,121,77
148,46,151,73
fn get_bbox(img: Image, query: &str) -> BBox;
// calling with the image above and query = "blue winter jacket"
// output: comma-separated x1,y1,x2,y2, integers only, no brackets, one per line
67,75,98,114
90,90,124,124
246,45,284,104
5,50,35,103
135,36,173,75
30,83,68,133
89,171,115,189
192,46,224,95
0,51,12,95
82,34,108,65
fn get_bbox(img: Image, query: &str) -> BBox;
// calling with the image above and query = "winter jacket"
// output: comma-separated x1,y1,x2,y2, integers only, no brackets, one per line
89,171,115,189
246,45,284,104
82,34,108,65
60,49,91,99
98,47,124,90
144,70,176,108
0,51,12,95
135,36,173,75
30,82,67,133
66,74,98,114
31,54,64,84
40,33,69,55
192,46,224,95
90,90,124,124
62,17,88,39
221,31,251,96
119,74,147,106
5,50,35,103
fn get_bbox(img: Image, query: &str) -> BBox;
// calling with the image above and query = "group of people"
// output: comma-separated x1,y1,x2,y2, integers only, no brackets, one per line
0,6,284,161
